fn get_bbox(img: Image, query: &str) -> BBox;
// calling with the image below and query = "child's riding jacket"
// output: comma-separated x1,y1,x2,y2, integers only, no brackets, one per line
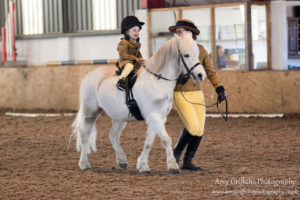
117,38,142,69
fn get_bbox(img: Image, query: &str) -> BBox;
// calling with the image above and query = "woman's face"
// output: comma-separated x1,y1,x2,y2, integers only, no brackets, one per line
126,26,140,40
174,28,192,38
174,28,187,38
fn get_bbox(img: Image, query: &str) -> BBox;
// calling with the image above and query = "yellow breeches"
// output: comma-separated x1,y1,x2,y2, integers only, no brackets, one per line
173,91,206,136
119,63,134,79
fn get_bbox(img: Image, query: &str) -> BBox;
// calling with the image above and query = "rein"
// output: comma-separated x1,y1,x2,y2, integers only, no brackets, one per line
142,64,178,81
178,49,201,80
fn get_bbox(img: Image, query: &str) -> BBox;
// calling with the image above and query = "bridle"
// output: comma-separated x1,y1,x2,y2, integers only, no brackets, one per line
142,47,200,82
178,49,201,80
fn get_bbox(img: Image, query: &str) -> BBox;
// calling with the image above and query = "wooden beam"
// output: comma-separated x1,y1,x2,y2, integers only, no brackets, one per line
245,2,252,71
210,7,216,68
178,8,182,20
147,10,152,58
266,2,272,70
149,2,245,12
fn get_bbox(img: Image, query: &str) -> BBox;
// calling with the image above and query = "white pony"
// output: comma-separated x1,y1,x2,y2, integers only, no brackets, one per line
72,37,206,174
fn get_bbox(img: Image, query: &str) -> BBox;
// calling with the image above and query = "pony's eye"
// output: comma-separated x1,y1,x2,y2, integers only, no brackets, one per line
184,54,189,58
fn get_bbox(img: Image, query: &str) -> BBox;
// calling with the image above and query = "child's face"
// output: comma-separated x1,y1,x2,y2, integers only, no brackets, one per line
126,26,140,40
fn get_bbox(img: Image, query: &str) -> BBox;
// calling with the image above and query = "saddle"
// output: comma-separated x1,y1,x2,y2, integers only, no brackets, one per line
116,67,144,121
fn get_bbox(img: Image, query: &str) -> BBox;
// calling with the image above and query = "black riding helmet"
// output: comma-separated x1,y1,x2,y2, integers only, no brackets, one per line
121,16,145,34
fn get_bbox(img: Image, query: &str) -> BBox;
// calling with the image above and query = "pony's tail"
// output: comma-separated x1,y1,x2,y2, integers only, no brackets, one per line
71,107,84,152
69,105,98,154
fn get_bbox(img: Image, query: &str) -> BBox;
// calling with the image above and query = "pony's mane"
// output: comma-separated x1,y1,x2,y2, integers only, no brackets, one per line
141,38,179,74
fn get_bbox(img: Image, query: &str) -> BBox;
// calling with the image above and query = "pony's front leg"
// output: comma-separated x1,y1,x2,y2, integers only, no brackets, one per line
109,120,128,169
136,128,156,173
146,113,180,174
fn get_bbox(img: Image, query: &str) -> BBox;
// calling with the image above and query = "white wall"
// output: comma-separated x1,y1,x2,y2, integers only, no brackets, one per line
7,9,149,66
271,1,300,70
271,1,288,70
15,34,123,66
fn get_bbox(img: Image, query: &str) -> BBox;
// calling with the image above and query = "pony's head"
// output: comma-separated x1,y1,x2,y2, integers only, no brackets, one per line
176,37,206,82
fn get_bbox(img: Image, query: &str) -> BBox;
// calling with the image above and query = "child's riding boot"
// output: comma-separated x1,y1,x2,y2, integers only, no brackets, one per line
182,136,203,171
173,128,193,165
117,63,134,91
116,78,126,91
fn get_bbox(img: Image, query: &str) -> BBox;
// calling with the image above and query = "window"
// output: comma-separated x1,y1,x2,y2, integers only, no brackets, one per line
288,17,300,58
3,0,139,36
215,6,246,70
151,10,178,54
0,1,6,29
62,0,93,33
182,8,211,55
93,0,117,30
22,0,44,35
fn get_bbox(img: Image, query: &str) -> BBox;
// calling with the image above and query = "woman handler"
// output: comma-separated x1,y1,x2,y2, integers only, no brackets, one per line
169,19,226,170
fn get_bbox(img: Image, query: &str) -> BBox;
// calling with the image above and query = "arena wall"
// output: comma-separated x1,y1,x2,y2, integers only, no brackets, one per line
0,65,299,113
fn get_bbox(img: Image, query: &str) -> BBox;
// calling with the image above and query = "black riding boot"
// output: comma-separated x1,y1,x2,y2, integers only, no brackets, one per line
116,78,126,91
182,136,203,171
173,128,194,165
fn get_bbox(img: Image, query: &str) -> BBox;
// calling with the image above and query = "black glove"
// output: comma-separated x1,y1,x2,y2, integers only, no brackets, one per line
216,86,226,103
177,74,189,85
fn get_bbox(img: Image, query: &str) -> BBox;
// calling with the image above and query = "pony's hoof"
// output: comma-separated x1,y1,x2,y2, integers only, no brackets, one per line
119,163,128,169
140,170,151,174
79,165,91,171
169,168,181,174
79,161,91,171
81,167,91,171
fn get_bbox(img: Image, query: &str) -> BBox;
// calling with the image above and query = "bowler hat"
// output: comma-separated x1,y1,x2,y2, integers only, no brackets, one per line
169,19,200,35
121,16,145,34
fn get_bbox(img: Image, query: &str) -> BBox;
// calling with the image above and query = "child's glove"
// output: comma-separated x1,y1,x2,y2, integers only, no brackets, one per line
136,58,144,64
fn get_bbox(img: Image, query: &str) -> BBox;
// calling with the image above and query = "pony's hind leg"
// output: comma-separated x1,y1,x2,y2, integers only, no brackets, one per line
145,113,180,174
73,108,101,171
79,116,97,170
136,127,156,173
109,120,128,169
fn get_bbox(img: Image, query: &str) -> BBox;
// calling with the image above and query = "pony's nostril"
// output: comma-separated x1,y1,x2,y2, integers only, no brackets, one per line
198,73,203,80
